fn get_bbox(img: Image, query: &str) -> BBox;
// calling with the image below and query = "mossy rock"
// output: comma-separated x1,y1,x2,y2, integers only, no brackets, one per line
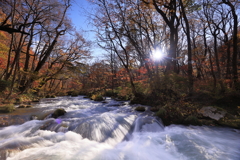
51,108,66,118
0,104,15,113
155,108,167,118
46,95,56,98
71,91,79,97
218,119,240,129
32,99,40,102
135,106,145,112
18,105,26,108
183,115,202,126
91,94,104,101
18,105,33,108
26,105,33,108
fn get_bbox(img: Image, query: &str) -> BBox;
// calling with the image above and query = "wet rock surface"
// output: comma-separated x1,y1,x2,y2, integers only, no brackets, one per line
51,108,67,118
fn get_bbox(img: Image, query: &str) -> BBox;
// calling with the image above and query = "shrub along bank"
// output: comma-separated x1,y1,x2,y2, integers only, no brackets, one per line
132,91,240,129
78,83,240,129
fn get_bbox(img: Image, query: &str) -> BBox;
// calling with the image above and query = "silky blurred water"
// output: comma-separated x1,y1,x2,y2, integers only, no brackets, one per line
0,96,239,160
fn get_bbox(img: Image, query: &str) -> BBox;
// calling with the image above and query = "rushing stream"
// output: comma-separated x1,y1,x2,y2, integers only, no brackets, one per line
0,96,239,160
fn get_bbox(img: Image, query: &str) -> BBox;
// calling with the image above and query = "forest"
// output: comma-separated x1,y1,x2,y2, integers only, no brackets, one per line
0,0,239,127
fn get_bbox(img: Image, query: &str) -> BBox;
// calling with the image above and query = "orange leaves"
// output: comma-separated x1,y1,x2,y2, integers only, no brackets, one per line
138,66,148,74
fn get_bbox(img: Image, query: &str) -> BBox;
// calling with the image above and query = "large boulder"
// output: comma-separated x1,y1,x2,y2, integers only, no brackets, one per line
198,106,227,121
135,106,146,112
51,108,66,118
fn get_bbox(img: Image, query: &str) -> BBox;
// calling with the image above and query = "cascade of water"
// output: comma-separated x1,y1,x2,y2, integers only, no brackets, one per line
0,96,239,160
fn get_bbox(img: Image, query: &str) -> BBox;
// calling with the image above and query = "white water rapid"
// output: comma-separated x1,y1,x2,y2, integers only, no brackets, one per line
0,96,239,160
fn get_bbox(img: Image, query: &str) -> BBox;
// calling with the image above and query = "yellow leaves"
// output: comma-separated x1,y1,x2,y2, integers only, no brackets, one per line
0,43,9,52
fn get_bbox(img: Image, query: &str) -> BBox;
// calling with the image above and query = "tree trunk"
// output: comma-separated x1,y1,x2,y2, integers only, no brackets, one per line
208,47,217,91
222,0,238,89
213,33,225,93
179,0,193,94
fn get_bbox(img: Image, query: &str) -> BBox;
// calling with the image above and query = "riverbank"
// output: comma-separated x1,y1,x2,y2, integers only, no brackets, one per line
1,96,239,160
131,91,240,129
0,91,240,129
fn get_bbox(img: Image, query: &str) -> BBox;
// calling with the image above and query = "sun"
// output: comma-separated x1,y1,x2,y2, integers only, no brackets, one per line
151,48,164,61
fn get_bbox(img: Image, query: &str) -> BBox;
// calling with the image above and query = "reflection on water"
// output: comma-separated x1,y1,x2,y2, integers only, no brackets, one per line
0,96,239,160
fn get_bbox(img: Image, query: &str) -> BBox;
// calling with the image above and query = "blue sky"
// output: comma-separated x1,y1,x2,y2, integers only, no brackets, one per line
68,0,104,59
69,0,92,31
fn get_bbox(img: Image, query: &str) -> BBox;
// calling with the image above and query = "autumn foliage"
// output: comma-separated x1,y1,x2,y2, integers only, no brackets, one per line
0,0,239,108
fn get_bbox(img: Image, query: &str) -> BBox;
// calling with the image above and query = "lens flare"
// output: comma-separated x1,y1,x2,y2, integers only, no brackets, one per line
152,48,164,61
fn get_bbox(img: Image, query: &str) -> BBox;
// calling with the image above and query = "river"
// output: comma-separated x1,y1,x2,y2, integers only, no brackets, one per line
0,96,239,160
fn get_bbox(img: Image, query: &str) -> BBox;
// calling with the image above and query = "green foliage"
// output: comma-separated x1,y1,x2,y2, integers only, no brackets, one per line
158,73,189,94
134,81,150,95
139,73,189,106
104,89,117,97
154,99,199,126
